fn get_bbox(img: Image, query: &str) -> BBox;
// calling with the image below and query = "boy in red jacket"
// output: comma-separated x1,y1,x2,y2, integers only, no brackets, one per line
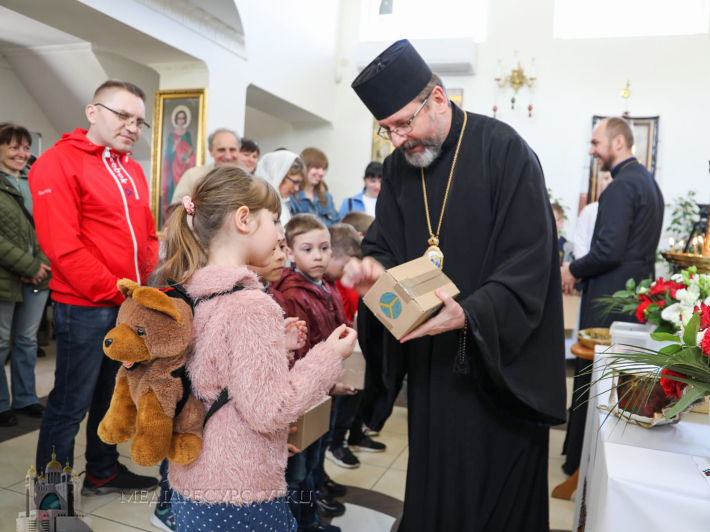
274,214,354,531
30,81,159,501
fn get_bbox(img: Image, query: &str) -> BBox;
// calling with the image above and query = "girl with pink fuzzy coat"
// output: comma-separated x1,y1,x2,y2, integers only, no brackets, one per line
154,166,357,532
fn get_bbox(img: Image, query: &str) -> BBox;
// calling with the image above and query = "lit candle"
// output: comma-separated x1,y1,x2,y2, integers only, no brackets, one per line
693,236,699,255
700,236,705,256
669,237,675,252
679,240,685,254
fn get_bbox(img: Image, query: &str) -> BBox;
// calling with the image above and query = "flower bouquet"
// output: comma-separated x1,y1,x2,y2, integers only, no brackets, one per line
596,266,710,334
588,307,710,427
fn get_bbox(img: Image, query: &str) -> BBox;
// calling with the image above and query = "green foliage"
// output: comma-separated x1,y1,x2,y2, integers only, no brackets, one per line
665,190,699,243
583,309,710,423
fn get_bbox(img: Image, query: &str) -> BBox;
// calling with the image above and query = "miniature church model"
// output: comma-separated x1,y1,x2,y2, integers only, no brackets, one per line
16,449,92,532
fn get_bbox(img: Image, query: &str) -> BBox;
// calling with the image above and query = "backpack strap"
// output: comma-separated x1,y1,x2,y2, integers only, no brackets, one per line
160,279,195,314
158,280,248,427
203,388,230,427
8,193,35,229
193,284,246,307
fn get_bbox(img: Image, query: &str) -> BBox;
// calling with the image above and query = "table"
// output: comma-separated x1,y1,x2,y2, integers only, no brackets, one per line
572,347,710,531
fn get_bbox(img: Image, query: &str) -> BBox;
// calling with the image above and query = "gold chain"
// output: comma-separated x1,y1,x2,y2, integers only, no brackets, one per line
421,110,468,242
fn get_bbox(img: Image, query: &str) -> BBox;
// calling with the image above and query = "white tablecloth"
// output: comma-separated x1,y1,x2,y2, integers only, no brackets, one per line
573,349,710,531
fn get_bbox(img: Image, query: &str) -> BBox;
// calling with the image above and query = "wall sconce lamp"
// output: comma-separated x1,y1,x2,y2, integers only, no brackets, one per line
493,56,537,116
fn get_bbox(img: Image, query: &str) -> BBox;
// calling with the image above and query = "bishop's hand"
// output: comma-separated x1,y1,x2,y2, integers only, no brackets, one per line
341,257,386,297
400,289,465,343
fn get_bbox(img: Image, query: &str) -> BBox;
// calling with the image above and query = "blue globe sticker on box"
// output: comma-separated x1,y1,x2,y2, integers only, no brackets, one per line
379,292,402,320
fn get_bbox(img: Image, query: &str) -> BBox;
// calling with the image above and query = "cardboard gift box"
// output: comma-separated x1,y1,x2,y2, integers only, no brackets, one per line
288,396,331,450
341,344,366,390
562,293,580,331
363,257,460,341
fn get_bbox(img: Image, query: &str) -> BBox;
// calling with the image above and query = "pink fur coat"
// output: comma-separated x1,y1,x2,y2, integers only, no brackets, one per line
168,265,344,505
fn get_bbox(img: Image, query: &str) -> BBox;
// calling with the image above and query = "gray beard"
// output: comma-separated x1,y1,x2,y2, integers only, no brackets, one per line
400,112,446,168
402,143,442,167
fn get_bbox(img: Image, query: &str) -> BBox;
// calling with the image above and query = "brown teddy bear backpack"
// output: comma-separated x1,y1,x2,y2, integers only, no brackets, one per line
98,278,239,467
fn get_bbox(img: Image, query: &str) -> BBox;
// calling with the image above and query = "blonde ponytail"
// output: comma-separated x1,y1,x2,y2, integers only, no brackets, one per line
154,166,281,285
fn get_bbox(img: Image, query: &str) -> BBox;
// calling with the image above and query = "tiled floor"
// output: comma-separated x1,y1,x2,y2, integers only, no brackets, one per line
2,349,577,531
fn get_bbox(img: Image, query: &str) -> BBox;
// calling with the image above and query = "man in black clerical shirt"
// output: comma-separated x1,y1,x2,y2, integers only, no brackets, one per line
343,39,567,532
560,117,664,476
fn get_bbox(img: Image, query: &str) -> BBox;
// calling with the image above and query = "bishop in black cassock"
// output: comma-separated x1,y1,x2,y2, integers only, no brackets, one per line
347,40,567,532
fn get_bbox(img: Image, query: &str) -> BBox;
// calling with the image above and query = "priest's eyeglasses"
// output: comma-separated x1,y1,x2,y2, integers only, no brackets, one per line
95,103,151,131
377,97,428,140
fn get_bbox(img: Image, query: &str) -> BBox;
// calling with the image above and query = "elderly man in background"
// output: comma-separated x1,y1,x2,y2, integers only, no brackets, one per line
560,117,664,476
169,128,240,205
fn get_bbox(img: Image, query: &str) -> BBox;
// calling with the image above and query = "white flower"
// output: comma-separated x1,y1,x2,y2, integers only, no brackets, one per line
681,306,696,325
671,273,684,283
661,303,683,327
705,296,710,306
698,329,706,346
675,285,701,306
638,286,649,295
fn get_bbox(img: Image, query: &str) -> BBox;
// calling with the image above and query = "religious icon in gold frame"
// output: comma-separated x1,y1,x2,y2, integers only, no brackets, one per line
151,88,208,230
586,115,659,204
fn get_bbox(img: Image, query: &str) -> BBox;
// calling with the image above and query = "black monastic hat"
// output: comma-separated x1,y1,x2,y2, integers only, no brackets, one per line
352,39,432,120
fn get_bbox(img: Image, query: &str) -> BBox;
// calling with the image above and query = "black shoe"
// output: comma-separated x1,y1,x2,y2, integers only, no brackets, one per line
0,410,18,427
81,462,159,496
326,444,360,469
324,475,347,497
302,522,341,532
15,403,45,418
349,436,386,453
316,489,346,518
37,347,46,358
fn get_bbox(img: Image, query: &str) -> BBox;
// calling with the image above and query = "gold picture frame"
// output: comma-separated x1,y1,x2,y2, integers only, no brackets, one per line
151,88,208,230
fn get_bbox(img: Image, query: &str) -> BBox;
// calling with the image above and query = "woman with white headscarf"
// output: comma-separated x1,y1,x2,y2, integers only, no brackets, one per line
254,150,305,226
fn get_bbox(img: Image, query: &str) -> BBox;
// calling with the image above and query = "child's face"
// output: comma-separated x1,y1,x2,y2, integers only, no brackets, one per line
250,226,286,282
247,209,281,268
287,229,332,280
554,213,565,232
325,252,350,281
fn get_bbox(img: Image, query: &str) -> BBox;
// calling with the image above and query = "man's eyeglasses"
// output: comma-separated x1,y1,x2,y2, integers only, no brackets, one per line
285,176,302,188
377,97,428,140
95,103,151,132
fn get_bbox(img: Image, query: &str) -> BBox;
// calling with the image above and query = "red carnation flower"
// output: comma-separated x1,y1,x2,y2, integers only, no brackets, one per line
636,300,651,323
648,279,667,297
693,302,710,330
660,369,689,399
701,332,710,357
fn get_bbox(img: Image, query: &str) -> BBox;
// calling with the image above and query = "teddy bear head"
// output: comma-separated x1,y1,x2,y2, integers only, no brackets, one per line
103,279,193,370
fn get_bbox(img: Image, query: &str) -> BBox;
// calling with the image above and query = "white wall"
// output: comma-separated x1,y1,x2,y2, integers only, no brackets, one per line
0,55,61,153
247,0,710,247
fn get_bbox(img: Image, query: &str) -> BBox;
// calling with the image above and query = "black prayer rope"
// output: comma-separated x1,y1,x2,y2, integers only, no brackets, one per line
454,313,470,375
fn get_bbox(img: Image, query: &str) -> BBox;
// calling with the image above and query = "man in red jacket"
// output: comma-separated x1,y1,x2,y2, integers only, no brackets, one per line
31,80,159,495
